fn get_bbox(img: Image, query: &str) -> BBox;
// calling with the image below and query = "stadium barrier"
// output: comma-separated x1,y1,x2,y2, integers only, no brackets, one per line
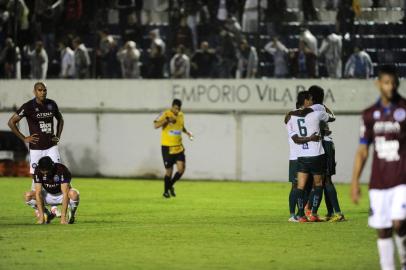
1,79,405,182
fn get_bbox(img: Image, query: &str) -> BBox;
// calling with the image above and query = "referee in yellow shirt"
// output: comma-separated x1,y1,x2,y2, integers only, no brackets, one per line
154,99,193,198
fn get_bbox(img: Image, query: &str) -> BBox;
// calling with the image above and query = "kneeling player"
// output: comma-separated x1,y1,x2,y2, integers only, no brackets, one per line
24,156,79,224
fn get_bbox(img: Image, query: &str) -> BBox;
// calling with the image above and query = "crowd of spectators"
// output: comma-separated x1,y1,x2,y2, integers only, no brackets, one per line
0,0,403,79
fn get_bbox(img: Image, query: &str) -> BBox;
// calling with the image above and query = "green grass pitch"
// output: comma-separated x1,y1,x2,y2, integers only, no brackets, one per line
0,178,379,270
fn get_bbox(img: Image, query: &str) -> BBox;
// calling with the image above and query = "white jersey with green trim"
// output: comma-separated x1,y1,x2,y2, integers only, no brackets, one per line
286,116,302,161
311,104,333,142
289,111,330,157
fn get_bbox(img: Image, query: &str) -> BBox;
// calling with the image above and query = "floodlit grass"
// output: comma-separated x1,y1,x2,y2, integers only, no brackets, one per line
0,178,378,270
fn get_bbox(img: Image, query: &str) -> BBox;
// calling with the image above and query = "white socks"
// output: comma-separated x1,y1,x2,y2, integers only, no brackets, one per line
395,235,406,267
377,238,395,270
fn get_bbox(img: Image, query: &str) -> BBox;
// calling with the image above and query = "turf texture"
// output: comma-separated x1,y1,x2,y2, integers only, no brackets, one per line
0,178,380,270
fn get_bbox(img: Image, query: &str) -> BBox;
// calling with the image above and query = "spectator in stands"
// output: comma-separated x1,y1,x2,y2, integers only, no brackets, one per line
302,0,318,21
6,0,30,47
97,29,119,78
319,29,342,78
172,16,194,54
264,36,289,78
217,28,238,78
170,44,190,79
142,0,168,25
242,0,267,33
300,27,318,57
146,45,165,79
117,40,141,78
191,41,218,78
0,37,21,79
72,37,91,79
336,0,355,36
289,40,316,78
149,29,166,54
344,46,374,78
264,0,286,37
236,39,258,78
121,12,143,44
58,39,75,78
27,40,48,79
183,1,201,50
32,0,63,59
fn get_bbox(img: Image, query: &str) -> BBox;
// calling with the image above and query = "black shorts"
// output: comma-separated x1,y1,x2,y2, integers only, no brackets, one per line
322,140,336,176
297,155,326,176
161,146,186,169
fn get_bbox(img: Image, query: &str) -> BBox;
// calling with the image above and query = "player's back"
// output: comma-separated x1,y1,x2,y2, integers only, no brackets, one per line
296,110,329,157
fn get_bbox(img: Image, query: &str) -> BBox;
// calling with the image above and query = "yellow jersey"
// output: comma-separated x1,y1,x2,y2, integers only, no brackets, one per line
156,110,185,147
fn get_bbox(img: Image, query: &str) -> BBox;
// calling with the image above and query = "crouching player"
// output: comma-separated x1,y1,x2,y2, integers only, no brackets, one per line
24,156,79,224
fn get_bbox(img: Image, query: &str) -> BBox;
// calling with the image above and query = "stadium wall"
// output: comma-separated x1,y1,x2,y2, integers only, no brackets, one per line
1,79,405,182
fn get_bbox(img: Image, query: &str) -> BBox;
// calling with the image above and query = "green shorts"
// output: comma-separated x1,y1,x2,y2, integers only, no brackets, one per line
289,160,298,183
297,155,326,175
322,140,336,176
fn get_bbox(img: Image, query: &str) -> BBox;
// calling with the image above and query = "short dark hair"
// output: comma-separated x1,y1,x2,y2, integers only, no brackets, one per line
34,81,46,90
296,91,311,108
37,156,54,171
378,65,399,88
172,99,182,107
308,85,324,104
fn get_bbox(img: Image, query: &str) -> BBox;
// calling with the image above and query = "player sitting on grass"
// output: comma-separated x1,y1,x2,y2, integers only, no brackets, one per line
24,156,79,224
285,91,321,222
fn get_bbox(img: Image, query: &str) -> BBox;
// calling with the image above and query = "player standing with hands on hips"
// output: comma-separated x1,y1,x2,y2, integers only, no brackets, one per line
8,82,64,217
154,99,193,198
351,65,406,270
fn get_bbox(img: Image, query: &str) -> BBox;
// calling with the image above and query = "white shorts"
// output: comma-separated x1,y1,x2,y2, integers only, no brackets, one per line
368,184,406,229
42,188,79,205
29,145,61,174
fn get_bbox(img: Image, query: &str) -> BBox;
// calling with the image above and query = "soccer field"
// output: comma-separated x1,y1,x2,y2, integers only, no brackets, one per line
0,178,379,270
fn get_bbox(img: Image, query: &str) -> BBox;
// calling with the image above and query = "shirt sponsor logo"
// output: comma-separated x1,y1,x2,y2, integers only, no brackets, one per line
169,130,182,136
373,110,381,120
375,136,400,162
393,108,406,122
36,112,53,119
373,121,401,134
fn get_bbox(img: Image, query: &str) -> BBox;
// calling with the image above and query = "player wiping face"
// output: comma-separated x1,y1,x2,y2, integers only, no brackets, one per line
154,99,193,198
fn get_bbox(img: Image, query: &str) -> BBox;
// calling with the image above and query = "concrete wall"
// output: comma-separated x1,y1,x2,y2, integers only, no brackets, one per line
1,79,398,182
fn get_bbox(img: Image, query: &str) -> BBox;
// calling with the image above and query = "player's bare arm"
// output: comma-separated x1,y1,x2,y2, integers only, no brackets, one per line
350,144,369,204
291,132,320,144
35,183,45,224
182,127,193,139
324,105,336,122
154,117,169,129
53,111,64,143
8,113,39,144
60,183,70,224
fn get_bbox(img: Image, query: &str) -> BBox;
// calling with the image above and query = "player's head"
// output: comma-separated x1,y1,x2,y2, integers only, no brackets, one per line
171,99,182,115
376,65,399,102
308,85,324,104
37,156,54,174
33,82,47,101
296,91,312,109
